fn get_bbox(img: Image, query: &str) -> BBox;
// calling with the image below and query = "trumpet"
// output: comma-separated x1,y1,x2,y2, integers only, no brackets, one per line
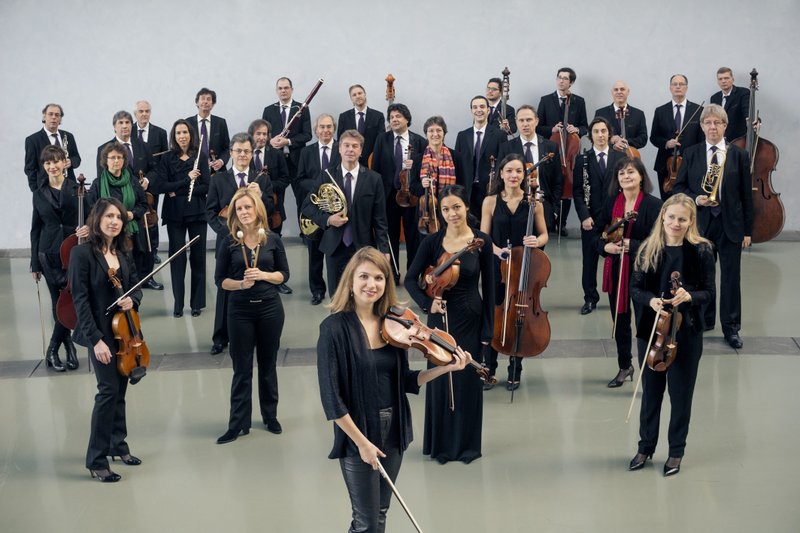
299,169,348,237
701,150,726,206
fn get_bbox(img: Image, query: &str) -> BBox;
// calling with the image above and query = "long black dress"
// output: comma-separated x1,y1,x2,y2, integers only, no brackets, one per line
405,230,494,464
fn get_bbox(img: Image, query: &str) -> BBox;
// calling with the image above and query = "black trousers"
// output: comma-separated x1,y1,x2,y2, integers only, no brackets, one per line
226,295,284,430
637,330,703,458
166,220,207,313
386,194,418,275
326,243,356,299
212,238,229,347
339,408,403,533
307,236,326,297
580,227,600,304
132,236,155,282
485,348,524,382
470,182,486,226
86,347,130,469
704,216,742,336
43,275,71,346
607,287,642,370
558,199,572,230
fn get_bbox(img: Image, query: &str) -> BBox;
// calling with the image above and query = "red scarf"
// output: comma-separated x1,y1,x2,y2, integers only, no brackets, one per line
602,191,643,313
421,145,456,190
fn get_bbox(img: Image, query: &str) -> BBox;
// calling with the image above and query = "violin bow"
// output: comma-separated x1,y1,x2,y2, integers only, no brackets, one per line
611,243,625,339
376,459,425,533
625,309,660,423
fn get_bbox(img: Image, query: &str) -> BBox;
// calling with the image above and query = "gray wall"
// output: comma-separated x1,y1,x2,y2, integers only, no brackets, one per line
2,0,798,249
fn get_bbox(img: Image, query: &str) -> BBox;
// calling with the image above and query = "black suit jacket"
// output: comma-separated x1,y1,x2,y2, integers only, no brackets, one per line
156,151,210,224
301,166,389,255
650,101,704,173
24,129,81,191
185,114,231,165
594,105,648,149
536,92,589,138
487,102,517,134
337,107,385,166
573,149,625,222
710,85,750,142
454,125,504,195
370,130,427,199
296,142,341,199
205,168,274,237
262,100,313,167
498,136,563,203
137,123,169,157
673,143,753,242
248,146,288,219
30,178,88,274
96,136,157,182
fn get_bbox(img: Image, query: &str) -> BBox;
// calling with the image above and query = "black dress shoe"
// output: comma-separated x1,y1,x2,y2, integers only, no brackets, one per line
153,254,161,264
310,293,324,306
45,341,66,372
277,283,293,295
216,428,249,444
264,418,283,434
210,344,224,355
629,452,652,471
112,454,142,466
559,227,568,237
191,308,201,317
725,333,743,349
580,301,596,315
506,380,520,391
89,468,121,482
63,338,79,370
173,310,183,318
145,278,164,290
608,366,634,388
663,457,682,476
483,375,498,391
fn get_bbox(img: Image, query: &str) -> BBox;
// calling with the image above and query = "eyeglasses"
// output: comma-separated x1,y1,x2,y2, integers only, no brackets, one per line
702,121,726,127
107,155,125,161
231,149,253,155
671,82,687,87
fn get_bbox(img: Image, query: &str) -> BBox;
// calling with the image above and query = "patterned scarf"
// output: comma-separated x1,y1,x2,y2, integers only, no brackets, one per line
99,168,139,234
601,191,643,313
421,145,456,192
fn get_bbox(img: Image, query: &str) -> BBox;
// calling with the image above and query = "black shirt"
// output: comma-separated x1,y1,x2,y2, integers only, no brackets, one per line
215,232,290,302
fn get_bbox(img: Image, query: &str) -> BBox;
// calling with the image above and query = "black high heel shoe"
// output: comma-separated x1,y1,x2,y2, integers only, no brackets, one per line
89,468,121,482
629,452,652,471
45,341,66,372
111,454,142,466
608,367,634,388
663,457,682,476
63,338,79,370
216,428,249,444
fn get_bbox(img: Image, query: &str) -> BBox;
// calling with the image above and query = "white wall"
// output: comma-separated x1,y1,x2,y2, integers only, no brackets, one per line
2,0,798,249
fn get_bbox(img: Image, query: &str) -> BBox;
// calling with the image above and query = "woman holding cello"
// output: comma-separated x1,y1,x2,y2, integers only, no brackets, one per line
317,247,471,532
405,184,494,464
628,193,715,476
594,158,662,388
30,145,89,371
69,197,143,482
480,153,548,390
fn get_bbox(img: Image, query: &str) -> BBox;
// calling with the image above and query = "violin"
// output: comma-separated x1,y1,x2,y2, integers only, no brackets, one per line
663,100,704,194
551,92,581,203
55,174,87,330
417,168,439,235
601,210,638,243
381,306,488,380
257,166,283,230
615,107,641,159
418,238,484,301
108,268,149,384
395,144,418,208
647,272,683,371
139,171,158,253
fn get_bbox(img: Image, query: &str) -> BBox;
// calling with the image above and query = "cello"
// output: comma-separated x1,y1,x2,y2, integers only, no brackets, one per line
551,92,581,221
491,159,552,358
55,173,87,330
731,68,784,243
108,268,150,384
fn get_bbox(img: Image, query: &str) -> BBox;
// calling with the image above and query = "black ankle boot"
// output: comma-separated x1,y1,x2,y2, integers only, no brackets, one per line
45,341,66,372
63,338,79,370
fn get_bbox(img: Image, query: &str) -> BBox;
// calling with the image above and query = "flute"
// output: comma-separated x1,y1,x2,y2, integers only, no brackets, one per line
188,134,204,203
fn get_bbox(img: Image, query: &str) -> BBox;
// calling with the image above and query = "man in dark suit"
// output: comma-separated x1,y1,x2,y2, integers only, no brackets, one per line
24,103,81,191
302,129,390,297
297,114,341,305
454,95,504,218
710,67,750,142
95,110,162,290
186,87,230,174
594,81,648,153
206,132,275,355
262,77,313,220
536,68,589,236
485,77,516,136
337,84,384,167
650,74,705,199
573,117,625,315
498,105,562,232
673,104,753,349
370,103,427,281
134,100,169,264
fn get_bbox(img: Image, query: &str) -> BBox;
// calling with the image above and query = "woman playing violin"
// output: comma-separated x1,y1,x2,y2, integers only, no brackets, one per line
30,145,89,371
628,193,715,476
405,184,494,464
69,197,143,483
480,153,548,390
317,247,470,532
594,158,662,388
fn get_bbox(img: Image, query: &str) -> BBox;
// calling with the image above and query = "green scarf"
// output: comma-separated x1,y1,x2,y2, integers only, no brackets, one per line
99,168,139,234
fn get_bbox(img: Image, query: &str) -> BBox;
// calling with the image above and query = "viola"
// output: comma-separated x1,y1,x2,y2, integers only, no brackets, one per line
601,210,638,243
550,92,581,203
395,144,418,208
257,166,283,230
418,238,484,301
108,268,149,384
647,272,683,371
55,174,87,330
615,107,641,159
663,100,704,194
417,168,439,235
381,306,488,380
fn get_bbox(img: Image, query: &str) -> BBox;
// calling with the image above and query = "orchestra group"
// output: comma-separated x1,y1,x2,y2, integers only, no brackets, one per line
26,65,764,530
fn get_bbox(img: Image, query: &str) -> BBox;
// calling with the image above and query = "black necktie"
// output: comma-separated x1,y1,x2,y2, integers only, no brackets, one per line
138,129,145,142
598,152,606,174
52,133,61,148
674,104,683,131
343,172,354,247
393,136,403,188
710,146,718,165
560,97,565,112
254,149,262,171
709,147,722,217
321,146,329,170
524,142,534,164
489,106,496,122
237,172,246,188
357,112,365,134
474,131,483,180
281,105,288,126
124,142,134,169
200,119,209,156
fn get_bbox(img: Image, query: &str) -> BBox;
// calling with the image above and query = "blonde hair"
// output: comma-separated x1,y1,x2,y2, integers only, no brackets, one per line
635,193,710,272
226,188,269,246
329,247,399,316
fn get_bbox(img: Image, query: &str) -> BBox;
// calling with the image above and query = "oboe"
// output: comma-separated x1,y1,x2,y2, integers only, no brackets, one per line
188,134,204,203
582,149,591,210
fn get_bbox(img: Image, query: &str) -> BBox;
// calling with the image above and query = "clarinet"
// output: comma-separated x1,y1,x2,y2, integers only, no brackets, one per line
582,149,591,210
61,134,69,178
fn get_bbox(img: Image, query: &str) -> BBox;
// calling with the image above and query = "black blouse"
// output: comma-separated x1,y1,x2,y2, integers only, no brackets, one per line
214,232,290,301
156,150,210,223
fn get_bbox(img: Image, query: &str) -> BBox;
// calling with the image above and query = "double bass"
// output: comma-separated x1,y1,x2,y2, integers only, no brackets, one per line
492,159,552,357
731,68,784,243
55,174,87,330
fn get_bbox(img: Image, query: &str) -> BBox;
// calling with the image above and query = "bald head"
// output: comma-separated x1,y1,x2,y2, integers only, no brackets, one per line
611,81,629,106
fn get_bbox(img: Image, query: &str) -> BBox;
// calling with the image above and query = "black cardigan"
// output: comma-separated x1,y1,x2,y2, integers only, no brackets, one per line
317,311,420,459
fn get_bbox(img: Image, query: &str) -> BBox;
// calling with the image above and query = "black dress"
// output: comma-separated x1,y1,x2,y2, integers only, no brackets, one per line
405,230,494,463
